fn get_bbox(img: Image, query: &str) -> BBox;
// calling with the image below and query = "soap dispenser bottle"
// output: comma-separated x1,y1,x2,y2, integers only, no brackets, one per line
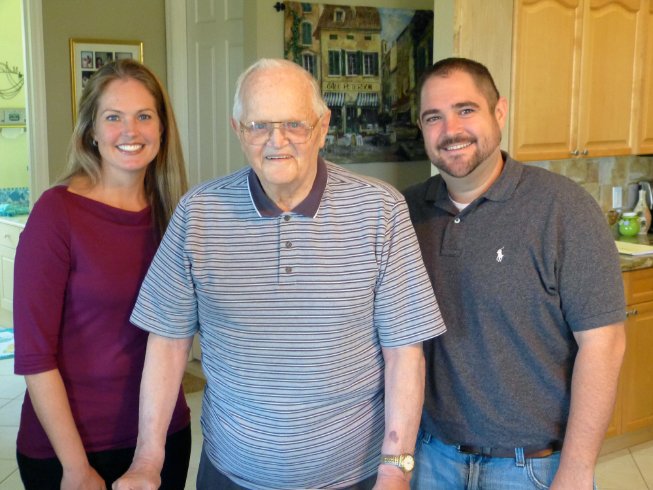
634,188,651,235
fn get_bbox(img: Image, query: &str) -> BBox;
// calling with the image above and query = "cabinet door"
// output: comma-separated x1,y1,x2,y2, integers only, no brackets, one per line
510,0,582,161
623,267,653,305
577,0,643,157
637,1,653,153
0,245,15,312
621,299,653,433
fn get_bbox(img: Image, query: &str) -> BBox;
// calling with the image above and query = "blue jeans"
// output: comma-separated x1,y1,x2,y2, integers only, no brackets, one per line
411,431,590,490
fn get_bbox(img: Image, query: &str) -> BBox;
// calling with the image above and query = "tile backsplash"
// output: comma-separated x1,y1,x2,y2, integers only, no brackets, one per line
527,155,653,212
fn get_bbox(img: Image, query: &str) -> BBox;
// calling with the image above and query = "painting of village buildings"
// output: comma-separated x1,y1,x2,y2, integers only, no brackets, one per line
284,2,433,163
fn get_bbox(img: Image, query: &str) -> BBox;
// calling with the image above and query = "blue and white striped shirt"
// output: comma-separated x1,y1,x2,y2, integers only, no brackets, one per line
131,159,445,489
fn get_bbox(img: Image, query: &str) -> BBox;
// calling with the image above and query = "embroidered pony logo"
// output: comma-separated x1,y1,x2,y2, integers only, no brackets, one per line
496,247,505,263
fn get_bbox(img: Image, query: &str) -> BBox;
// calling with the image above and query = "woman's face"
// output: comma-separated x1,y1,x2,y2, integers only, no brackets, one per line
93,78,162,182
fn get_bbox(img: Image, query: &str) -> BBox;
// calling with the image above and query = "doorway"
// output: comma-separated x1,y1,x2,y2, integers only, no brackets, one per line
12,0,48,208
165,0,246,361
0,0,29,213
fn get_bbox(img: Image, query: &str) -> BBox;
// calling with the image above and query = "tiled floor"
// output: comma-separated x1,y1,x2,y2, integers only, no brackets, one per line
0,354,651,489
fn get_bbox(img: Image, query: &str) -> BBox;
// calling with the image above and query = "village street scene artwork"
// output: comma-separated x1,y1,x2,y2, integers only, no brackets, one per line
284,2,433,163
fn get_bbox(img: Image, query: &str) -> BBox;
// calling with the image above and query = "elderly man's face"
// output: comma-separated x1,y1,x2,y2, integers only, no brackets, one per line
233,67,330,205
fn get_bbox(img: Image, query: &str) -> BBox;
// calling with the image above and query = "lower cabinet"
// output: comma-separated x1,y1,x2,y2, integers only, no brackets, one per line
607,268,653,438
0,245,16,312
621,299,653,433
0,222,22,312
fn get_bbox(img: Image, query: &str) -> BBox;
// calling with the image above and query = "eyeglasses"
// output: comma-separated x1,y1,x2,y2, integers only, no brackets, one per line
239,118,320,145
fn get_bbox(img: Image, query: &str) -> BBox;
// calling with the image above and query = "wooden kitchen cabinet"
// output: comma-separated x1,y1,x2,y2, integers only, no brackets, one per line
619,268,653,434
636,2,653,153
510,0,645,161
608,268,653,438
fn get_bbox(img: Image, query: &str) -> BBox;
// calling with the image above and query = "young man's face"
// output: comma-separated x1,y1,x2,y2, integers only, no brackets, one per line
418,70,506,179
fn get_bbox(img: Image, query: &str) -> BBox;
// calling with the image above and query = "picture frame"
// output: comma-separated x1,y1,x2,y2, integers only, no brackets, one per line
69,38,143,123
283,2,433,164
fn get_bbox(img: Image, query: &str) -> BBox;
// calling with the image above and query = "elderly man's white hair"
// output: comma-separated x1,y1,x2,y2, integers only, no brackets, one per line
232,58,328,121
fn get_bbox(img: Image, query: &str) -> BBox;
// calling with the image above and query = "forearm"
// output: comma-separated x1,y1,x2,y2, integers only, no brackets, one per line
381,343,425,454
375,343,425,487
131,333,193,470
553,323,626,488
25,370,89,471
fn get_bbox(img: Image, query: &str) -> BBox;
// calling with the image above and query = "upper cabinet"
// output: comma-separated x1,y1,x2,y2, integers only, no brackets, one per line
510,0,581,161
510,0,645,161
637,2,653,153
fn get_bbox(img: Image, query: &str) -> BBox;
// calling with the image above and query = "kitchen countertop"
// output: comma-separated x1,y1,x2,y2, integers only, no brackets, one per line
616,233,653,272
0,214,28,228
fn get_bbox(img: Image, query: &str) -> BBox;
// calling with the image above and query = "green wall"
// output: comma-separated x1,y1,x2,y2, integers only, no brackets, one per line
0,0,29,189
42,0,167,182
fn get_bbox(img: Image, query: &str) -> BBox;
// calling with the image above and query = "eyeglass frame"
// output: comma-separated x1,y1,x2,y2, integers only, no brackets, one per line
238,115,324,145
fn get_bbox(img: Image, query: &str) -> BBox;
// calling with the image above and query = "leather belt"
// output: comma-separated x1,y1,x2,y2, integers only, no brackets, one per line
457,441,563,459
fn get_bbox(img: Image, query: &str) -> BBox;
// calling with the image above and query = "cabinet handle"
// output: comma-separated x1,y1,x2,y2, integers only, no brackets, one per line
582,149,589,156
570,149,580,156
626,308,638,317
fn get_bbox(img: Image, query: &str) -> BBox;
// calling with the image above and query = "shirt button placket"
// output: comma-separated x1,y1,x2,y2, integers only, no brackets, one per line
281,214,294,278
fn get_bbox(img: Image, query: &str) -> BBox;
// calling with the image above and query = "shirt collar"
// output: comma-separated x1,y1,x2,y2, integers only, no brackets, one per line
248,156,327,218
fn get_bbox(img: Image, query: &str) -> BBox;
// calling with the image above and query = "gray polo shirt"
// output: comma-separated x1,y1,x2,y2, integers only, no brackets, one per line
404,153,624,447
132,158,445,489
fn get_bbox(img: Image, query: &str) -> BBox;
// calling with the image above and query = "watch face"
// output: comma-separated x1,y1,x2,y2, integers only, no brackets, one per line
403,454,415,472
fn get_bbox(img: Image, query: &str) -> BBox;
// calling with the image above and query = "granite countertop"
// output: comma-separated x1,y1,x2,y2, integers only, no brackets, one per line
615,232,653,272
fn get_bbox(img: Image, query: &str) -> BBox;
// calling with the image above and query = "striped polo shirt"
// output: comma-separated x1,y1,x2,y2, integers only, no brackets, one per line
131,158,445,489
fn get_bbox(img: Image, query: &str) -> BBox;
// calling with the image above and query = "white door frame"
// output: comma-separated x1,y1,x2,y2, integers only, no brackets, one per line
164,0,190,173
22,0,49,202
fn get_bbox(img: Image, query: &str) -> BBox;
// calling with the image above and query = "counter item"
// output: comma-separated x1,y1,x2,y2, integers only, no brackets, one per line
634,189,651,235
619,212,641,237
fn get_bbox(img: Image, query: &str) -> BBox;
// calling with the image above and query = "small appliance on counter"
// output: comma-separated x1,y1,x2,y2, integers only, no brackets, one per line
626,181,653,211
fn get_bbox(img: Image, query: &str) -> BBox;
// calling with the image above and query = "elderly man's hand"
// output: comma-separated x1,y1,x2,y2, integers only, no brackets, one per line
372,465,411,490
111,460,161,490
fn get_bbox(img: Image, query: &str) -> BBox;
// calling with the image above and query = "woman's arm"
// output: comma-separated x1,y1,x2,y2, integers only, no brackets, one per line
25,369,105,489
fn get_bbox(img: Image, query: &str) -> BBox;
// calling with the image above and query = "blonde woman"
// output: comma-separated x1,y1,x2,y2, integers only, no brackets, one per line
14,59,190,490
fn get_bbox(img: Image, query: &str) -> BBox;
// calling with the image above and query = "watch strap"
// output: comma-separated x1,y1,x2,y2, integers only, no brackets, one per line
380,453,415,473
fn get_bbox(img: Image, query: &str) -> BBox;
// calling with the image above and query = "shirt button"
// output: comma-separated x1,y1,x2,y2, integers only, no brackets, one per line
284,215,291,222
454,217,461,224
285,266,292,274
285,241,292,248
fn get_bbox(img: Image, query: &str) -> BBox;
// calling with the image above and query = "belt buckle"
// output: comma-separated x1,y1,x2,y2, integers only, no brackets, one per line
457,445,493,457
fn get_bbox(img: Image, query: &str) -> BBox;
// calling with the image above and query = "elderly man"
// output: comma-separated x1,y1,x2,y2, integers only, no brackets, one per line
404,57,625,490
114,59,445,490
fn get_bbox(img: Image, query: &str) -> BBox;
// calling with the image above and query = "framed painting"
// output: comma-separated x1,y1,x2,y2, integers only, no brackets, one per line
69,38,143,123
284,2,433,164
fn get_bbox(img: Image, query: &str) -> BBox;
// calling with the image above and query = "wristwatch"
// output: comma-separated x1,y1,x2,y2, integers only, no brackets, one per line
380,453,415,473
